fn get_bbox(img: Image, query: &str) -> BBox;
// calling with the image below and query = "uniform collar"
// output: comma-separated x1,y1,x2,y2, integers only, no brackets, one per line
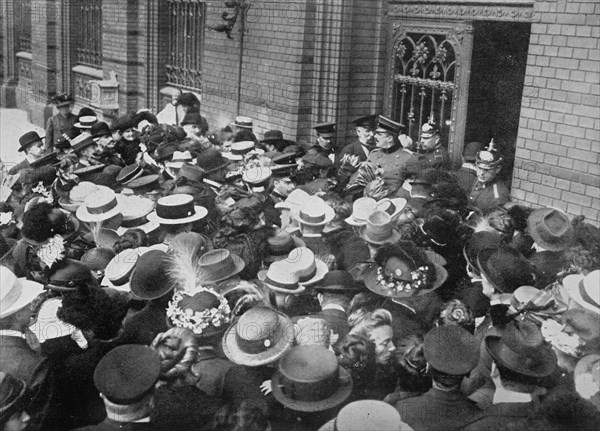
380,142,402,154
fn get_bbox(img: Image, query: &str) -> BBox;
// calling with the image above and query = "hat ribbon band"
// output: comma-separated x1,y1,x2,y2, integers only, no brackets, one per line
384,202,397,216
280,371,338,402
119,167,143,184
265,276,300,291
235,322,279,354
297,266,317,283
269,242,295,256
156,201,195,220
579,279,600,309
0,283,23,315
232,147,253,156
88,197,118,215
121,215,149,228
299,211,325,224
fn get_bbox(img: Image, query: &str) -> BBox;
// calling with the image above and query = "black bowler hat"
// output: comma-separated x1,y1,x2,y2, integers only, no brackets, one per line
376,115,404,135
313,270,361,293
314,122,336,138
90,122,112,139
94,345,161,404
18,131,44,152
352,114,378,129
424,325,480,375
46,259,93,292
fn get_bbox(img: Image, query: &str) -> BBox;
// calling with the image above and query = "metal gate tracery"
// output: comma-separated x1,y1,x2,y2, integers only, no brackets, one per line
385,21,473,166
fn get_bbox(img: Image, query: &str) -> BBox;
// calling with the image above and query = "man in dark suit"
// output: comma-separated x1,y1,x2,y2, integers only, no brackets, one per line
312,271,361,348
336,114,377,165
395,326,482,431
0,266,60,430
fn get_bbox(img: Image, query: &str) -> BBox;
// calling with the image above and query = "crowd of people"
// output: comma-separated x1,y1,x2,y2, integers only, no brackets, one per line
0,91,598,431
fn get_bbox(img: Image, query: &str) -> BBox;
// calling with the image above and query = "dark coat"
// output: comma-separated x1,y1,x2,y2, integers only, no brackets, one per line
457,163,478,194
45,112,78,150
529,250,569,289
336,140,369,165
115,300,169,346
323,227,370,272
114,139,141,165
468,180,510,213
0,335,61,430
395,387,482,431
462,402,534,431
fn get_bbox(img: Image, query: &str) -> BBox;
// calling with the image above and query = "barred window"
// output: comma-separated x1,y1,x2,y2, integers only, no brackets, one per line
76,0,102,67
166,0,205,91
15,0,32,52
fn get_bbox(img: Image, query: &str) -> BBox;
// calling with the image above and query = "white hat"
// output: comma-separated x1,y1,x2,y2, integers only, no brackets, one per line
291,197,335,227
147,194,208,225
274,189,311,210
115,195,159,235
259,260,305,294
165,150,193,169
375,197,407,221
319,400,412,431
0,266,44,319
234,116,253,129
564,271,600,314
223,141,255,161
285,247,328,287
345,197,376,226
76,189,122,223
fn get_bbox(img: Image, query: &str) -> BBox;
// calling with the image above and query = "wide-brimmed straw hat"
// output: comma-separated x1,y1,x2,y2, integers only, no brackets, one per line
291,197,335,227
272,345,353,412
375,198,407,221
258,260,305,295
318,400,410,431
115,195,158,236
345,197,376,227
76,189,123,223
360,211,401,245
223,141,255,161
0,266,44,319
147,194,207,225
563,270,600,315
74,115,98,129
196,249,245,285
528,208,574,251
284,247,328,287
101,247,149,292
222,306,294,366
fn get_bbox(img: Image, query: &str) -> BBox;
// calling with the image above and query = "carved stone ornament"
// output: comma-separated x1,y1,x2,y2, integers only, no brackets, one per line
387,1,534,22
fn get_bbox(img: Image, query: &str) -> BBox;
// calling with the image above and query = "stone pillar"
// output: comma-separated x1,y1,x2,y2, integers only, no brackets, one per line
0,0,17,107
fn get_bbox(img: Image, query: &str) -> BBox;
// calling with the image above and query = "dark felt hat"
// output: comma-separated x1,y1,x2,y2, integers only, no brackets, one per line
0,372,27,423
51,93,74,107
301,153,333,169
18,131,44,152
196,249,245,285
313,270,361,294
528,208,574,251
126,174,160,192
178,92,199,107
46,259,93,292
72,136,97,154
196,149,229,174
376,115,404,134
94,345,161,404
424,325,480,375
129,249,173,300
114,114,135,133
116,164,144,185
154,143,178,162
272,345,353,412
352,114,378,129
463,230,503,270
314,122,336,137
180,112,203,127
80,247,116,272
90,122,112,139
29,152,60,169
132,111,158,130
477,245,535,294
485,320,557,378
179,163,205,183
261,130,295,151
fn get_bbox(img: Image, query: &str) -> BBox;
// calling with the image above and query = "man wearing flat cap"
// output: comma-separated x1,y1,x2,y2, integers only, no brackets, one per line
395,325,482,431
468,139,510,213
416,116,451,170
336,114,377,164
367,115,412,192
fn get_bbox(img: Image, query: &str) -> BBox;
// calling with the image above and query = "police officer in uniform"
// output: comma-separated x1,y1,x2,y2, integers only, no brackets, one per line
468,139,510,213
367,115,412,193
307,122,336,163
336,114,377,165
416,116,451,170
45,94,78,151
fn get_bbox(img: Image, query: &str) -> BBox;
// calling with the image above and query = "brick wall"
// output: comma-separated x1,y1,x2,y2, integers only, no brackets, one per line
511,0,600,224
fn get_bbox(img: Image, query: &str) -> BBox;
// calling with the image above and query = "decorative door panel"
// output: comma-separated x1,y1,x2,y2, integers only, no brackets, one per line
384,20,473,166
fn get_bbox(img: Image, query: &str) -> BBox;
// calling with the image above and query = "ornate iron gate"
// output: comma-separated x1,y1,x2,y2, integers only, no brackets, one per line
384,21,473,165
